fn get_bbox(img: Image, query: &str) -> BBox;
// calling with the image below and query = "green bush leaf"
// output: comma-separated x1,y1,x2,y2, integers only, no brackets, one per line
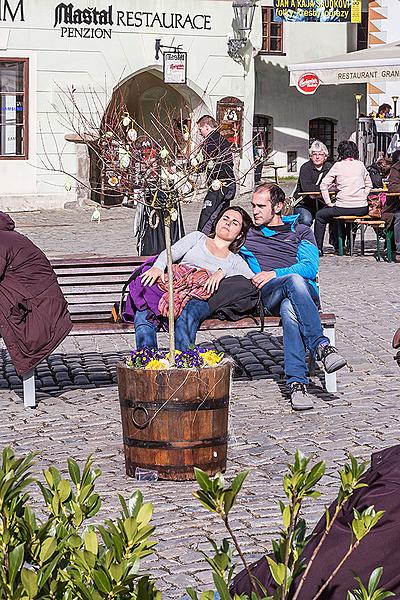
194,468,212,491
68,458,81,485
212,572,231,600
230,471,249,496
84,530,98,555
21,568,38,598
266,557,286,586
9,543,25,586
137,502,153,528
58,479,72,503
40,537,57,563
92,569,112,594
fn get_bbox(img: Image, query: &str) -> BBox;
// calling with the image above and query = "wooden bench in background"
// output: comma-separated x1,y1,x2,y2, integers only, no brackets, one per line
21,256,337,408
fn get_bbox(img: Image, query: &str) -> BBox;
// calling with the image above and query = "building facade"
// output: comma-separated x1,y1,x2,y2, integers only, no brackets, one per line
0,0,259,211
254,1,369,175
0,0,374,210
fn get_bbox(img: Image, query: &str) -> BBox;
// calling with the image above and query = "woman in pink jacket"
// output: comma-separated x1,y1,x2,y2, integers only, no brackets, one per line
315,140,372,255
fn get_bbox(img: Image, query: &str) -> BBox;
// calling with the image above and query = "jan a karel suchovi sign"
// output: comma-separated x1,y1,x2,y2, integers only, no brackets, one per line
53,3,212,39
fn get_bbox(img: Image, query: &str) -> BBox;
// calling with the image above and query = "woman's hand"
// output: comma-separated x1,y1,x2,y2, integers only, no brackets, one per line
141,266,164,286
203,269,224,294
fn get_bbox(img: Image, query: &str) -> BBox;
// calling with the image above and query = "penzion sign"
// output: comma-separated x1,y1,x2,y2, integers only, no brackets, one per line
53,3,212,39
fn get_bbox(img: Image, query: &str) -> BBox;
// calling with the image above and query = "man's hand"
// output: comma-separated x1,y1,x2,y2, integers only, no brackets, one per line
251,271,276,289
141,266,164,286
203,269,224,294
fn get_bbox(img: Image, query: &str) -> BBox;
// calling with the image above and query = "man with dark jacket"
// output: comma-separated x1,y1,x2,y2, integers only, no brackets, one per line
196,115,236,232
0,212,72,376
384,149,400,262
293,140,332,226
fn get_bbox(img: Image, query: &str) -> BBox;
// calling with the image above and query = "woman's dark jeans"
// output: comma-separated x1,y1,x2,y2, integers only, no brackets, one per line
314,205,369,252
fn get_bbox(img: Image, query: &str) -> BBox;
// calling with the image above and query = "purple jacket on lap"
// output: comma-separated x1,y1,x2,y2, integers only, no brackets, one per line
122,258,167,328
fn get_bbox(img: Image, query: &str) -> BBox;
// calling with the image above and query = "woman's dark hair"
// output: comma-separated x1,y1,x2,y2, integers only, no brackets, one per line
378,103,392,115
208,205,252,253
337,140,359,161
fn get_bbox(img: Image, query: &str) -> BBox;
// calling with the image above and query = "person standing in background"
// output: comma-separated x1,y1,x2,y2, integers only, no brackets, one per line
196,115,236,233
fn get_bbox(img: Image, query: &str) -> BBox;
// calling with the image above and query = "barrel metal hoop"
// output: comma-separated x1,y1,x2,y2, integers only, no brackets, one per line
123,435,228,449
127,462,225,475
120,396,229,412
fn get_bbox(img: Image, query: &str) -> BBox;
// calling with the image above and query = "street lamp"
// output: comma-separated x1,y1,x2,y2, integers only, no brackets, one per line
354,93,362,119
227,0,256,61
392,95,398,117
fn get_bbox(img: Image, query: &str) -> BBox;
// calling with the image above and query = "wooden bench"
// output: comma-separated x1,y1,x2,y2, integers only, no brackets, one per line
334,215,393,260
21,256,337,408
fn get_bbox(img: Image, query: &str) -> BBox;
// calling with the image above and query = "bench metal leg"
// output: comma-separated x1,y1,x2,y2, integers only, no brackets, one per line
375,228,381,261
23,371,36,408
386,229,393,262
360,224,365,256
349,224,354,256
338,223,344,256
323,326,337,393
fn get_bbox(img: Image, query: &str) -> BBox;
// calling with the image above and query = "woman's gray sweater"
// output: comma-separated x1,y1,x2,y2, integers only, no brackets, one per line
153,231,254,278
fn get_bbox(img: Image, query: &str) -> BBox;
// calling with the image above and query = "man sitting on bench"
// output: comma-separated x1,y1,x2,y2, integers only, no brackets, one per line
178,183,347,411
240,182,347,409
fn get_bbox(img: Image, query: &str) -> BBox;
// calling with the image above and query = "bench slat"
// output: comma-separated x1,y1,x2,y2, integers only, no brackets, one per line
51,256,146,267
53,265,137,276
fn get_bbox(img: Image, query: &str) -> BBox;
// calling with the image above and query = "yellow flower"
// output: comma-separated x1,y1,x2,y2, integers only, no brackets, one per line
144,359,169,370
202,351,223,366
165,350,181,361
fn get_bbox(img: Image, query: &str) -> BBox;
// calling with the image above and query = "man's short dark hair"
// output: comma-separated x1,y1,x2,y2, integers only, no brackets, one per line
254,182,286,211
197,115,218,129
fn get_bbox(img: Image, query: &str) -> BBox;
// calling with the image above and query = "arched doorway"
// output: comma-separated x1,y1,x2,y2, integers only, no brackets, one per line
90,69,207,204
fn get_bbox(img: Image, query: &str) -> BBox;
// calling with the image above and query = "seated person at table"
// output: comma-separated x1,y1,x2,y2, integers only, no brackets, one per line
367,156,391,188
383,148,400,263
293,140,332,226
315,140,372,255
132,206,254,349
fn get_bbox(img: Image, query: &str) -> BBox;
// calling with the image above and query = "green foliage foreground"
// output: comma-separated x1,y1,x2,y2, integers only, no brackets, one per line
0,447,394,600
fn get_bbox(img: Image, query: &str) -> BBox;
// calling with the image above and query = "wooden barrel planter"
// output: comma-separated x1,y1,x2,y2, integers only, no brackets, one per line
116,361,231,481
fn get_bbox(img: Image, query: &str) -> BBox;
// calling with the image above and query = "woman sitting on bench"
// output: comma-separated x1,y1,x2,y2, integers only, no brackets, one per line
314,140,372,255
130,206,255,349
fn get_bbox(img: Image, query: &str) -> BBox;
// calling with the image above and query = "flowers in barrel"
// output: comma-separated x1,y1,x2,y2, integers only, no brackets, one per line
126,346,224,370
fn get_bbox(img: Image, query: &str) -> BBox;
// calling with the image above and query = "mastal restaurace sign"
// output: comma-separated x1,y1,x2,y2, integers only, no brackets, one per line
53,3,212,39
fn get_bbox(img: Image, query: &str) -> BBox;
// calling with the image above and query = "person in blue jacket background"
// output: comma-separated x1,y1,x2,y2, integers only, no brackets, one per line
240,182,346,410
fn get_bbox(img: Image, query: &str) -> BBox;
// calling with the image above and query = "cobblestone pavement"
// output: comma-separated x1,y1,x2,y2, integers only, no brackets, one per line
1,191,400,597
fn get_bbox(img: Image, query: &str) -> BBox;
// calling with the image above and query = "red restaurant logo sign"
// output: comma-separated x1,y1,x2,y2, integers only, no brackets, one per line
296,72,320,95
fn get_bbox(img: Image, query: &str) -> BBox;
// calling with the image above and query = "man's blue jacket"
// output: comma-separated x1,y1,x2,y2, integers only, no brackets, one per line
239,214,320,292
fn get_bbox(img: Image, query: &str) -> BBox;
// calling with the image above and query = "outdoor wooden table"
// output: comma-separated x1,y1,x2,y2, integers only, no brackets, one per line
265,163,286,184
295,191,336,213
